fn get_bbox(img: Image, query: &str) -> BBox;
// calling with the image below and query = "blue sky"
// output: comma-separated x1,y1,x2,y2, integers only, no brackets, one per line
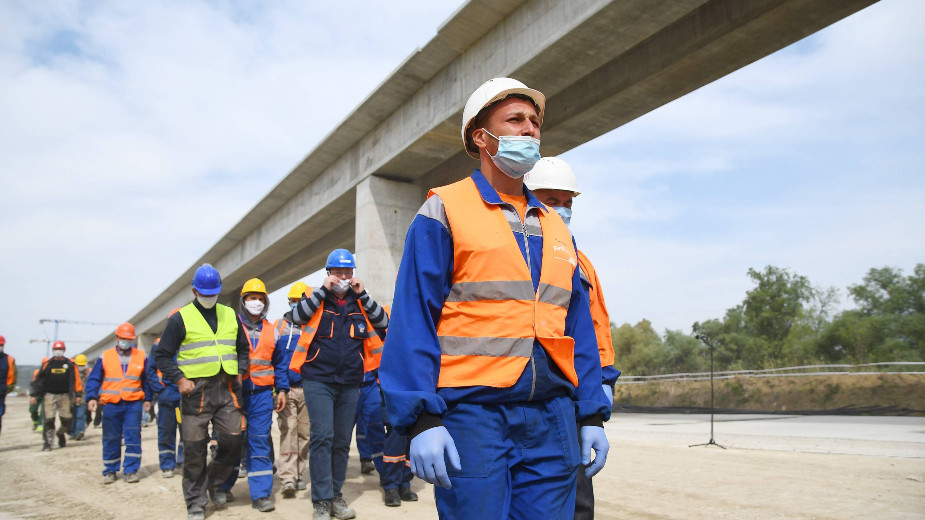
1,1,922,365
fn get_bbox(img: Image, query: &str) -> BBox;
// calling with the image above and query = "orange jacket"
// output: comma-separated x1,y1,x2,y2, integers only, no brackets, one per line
242,319,276,387
100,348,145,404
577,249,615,367
430,177,579,388
288,304,383,373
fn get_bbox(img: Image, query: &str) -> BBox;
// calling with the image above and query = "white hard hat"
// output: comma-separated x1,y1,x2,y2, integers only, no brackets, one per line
524,156,580,196
461,77,546,159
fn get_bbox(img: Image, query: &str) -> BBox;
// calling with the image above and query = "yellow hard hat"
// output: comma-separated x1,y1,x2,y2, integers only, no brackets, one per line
288,281,309,300
241,278,268,296
75,354,87,366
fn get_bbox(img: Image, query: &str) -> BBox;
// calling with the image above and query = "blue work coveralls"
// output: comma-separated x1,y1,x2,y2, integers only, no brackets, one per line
84,349,153,476
145,356,184,471
379,170,609,519
221,316,289,501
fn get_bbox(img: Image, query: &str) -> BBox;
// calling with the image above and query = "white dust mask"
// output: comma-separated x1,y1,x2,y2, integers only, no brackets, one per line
197,294,218,309
244,300,265,316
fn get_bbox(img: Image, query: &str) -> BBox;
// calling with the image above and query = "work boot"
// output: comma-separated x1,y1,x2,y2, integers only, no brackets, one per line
296,479,307,491
187,512,205,520
57,431,67,448
239,466,247,478
312,501,332,520
252,498,275,512
74,431,85,441
331,495,355,519
208,488,229,507
41,443,52,452
399,485,418,502
103,473,118,485
163,469,174,479
360,458,375,474
383,488,400,507
124,473,140,483
281,481,296,498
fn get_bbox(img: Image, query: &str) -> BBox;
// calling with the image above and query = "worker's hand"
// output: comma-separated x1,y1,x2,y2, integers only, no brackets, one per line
177,377,195,395
349,277,364,294
143,401,152,413
580,425,609,478
409,426,461,489
602,383,614,410
323,275,340,291
29,396,36,406
275,391,287,412
87,400,98,413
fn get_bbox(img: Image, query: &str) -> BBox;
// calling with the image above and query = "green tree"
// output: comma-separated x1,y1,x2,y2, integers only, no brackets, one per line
742,266,812,363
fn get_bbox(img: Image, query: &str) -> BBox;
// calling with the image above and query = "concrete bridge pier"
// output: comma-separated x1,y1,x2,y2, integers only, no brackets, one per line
355,175,424,307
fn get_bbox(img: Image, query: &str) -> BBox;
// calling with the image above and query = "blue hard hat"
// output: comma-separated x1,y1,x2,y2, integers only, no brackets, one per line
325,249,356,269
192,264,222,295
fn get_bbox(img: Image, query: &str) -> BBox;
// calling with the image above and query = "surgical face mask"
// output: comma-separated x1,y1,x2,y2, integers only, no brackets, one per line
244,299,265,316
482,129,541,179
332,278,351,296
553,206,572,227
117,340,133,351
53,349,65,358
197,294,218,309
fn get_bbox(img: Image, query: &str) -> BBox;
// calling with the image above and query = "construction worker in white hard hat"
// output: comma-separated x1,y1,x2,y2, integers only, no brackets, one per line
274,281,312,498
525,156,621,520
379,77,610,519
217,278,289,513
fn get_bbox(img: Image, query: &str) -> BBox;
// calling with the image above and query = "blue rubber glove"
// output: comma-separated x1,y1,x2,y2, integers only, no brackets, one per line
602,383,614,410
580,425,609,478
409,426,461,489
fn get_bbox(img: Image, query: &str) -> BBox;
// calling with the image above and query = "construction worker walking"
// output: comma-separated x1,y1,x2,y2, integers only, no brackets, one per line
379,78,610,519
70,354,90,441
289,248,390,520
525,156,621,520
275,281,312,498
30,341,83,451
146,337,184,478
217,278,289,513
85,322,153,484
154,264,250,520
28,358,46,432
0,335,15,437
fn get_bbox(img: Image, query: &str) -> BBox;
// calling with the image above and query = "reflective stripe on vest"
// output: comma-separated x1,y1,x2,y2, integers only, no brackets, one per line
100,348,146,404
242,318,276,387
577,249,615,368
288,302,383,373
177,303,239,378
430,176,578,388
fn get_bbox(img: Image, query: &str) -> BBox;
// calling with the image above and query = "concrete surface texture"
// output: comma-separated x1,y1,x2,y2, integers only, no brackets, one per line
0,397,921,519
82,0,880,359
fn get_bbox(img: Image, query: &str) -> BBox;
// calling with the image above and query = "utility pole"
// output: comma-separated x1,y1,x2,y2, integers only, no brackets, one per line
38,319,118,358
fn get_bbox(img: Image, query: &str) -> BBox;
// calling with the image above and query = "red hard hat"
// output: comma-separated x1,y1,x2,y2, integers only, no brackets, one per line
115,322,136,340
0,334,5,345
53,340,66,351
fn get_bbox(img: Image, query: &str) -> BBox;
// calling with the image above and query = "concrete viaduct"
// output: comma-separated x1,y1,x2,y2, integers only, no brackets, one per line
83,0,878,359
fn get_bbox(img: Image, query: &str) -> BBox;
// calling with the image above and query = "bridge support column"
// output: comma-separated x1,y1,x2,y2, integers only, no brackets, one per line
355,176,423,307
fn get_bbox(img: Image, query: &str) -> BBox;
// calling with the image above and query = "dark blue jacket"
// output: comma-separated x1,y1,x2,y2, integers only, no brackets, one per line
145,345,181,404
275,313,303,387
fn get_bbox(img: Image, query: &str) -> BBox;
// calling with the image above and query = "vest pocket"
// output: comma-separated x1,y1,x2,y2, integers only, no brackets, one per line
317,310,336,338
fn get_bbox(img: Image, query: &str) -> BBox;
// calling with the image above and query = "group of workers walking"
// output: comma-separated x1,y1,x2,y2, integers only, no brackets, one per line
2,76,619,520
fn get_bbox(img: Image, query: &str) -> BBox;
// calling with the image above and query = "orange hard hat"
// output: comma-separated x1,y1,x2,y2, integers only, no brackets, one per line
115,322,136,340
52,340,65,351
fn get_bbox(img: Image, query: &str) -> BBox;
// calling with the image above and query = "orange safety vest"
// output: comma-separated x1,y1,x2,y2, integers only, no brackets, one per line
577,249,615,368
288,304,383,373
430,177,579,388
241,318,276,387
100,348,146,404
4,355,15,387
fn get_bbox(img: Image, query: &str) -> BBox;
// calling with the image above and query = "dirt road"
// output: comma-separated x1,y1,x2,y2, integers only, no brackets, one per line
0,397,922,519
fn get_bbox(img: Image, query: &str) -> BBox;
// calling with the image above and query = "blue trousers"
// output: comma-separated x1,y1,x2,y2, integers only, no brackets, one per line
101,400,143,475
304,380,359,503
355,383,385,463
71,402,87,437
435,396,580,520
221,388,274,500
157,398,183,470
381,428,414,490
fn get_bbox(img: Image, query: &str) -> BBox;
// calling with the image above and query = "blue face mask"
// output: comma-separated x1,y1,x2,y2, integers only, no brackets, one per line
482,129,541,179
553,206,572,227
117,339,133,350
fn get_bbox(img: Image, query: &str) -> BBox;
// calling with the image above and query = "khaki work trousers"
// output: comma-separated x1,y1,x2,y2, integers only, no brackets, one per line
43,393,72,448
276,385,310,485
